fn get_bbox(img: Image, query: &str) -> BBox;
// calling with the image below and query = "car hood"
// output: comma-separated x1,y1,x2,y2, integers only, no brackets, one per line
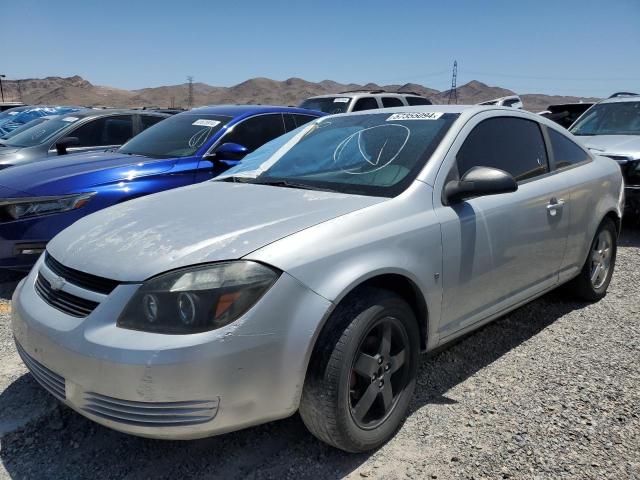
47,181,385,282
576,135,640,158
0,146,21,157
0,151,176,196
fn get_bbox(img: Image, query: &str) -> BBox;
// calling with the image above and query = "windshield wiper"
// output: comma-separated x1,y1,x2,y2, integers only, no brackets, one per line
216,175,256,183
250,179,339,193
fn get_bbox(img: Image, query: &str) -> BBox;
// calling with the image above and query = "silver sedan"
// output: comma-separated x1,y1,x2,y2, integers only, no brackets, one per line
11,106,624,452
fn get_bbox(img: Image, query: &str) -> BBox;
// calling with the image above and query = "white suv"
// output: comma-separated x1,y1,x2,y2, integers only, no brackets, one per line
299,90,432,115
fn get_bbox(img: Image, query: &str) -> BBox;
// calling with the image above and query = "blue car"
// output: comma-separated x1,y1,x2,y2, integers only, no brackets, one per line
0,105,323,270
0,105,84,136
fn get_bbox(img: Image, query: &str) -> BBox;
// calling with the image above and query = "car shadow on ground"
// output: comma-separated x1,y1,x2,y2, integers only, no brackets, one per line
0,270,25,302
1,225,637,479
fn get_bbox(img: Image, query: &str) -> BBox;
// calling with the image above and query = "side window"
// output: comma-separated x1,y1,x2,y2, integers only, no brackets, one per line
140,115,165,131
457,117,548,182
222,114,286,152
352,97,379,112
548,128,589,169
70,115,133,147
283,113,296,132
381,97,403,108
406,96,432,106
292,114,317,128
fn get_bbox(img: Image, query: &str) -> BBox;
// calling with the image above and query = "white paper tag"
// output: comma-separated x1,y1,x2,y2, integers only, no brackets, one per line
387,112,443,121
333,97,350,103
192,119,220,127
62,116,79,122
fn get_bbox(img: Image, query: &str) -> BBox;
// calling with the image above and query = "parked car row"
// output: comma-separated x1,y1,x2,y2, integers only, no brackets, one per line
4,93,630,452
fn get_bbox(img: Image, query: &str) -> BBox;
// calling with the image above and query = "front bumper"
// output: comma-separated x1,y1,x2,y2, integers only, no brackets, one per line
11,262,332,439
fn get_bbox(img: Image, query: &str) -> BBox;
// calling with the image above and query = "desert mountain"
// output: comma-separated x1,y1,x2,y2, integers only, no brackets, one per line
1,75,599,112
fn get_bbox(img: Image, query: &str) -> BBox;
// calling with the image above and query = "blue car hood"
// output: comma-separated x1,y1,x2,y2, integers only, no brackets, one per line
0,151,177,196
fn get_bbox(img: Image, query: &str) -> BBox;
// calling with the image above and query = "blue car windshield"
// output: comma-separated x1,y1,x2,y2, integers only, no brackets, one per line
3,116,79,147
219,111,458,197
570,101,640,136
119,113,231,158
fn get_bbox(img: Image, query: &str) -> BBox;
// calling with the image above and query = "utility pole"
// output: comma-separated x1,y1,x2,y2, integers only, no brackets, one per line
170,96,175,109
448,61,458,105
17,80,23,102
0,75,5,102
187,76,194,109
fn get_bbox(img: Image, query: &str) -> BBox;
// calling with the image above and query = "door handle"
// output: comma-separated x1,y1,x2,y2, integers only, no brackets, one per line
547,198,565,217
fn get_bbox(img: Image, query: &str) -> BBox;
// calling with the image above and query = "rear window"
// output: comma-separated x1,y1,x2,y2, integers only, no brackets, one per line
406,97,432,106
548,128,589,169
298,97,351,114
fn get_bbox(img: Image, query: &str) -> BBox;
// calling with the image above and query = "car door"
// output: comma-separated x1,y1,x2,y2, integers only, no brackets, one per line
433,113,571,339
58,114,134,154
195,113,286,182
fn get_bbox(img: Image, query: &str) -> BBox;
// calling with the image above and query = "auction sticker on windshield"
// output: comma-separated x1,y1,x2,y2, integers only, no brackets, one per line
192,119,221,127
333,98,350,103
387,112,443,121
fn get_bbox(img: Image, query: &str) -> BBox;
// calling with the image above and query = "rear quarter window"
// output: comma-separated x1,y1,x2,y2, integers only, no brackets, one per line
548,128,590,169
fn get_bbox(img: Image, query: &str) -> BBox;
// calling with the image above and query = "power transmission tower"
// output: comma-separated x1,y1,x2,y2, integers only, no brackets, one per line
448,60,458,105
187,76,194,109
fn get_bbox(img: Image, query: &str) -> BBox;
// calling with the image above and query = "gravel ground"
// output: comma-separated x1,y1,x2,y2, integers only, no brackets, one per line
0,226,638,480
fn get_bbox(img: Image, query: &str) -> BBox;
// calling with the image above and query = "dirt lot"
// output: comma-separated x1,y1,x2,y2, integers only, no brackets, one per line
0,227,638,480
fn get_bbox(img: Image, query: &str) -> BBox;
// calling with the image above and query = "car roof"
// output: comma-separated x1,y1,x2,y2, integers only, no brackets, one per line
307,92,426,100
71,108,169,118
187,104,324,117
597,95,640,105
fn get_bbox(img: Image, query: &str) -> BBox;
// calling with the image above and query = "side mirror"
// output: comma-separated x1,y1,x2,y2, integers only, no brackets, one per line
55,136,80,155
444,166,517,204
210,142,249,161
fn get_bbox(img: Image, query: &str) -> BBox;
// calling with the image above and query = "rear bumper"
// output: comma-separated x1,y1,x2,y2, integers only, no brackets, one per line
11,266,333,439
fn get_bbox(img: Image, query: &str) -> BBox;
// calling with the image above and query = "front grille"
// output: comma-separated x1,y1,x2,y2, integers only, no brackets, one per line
45,252,120,295
82,392,219,427
15,341,66,401
35,274,99,317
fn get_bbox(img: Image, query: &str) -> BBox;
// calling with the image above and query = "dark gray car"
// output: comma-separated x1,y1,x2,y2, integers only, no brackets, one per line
0,109,169,168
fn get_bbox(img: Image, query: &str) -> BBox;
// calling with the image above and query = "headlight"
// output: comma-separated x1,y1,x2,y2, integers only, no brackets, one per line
0,192,96,221
117,261,280,334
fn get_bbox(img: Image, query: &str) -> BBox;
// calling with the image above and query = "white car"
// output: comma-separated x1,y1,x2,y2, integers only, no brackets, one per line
299,90,432,114
478,95,523,109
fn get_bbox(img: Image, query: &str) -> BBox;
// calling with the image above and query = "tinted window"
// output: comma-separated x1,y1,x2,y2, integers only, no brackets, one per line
548,128,589,169
299,97,351,114
382,97,404,108
71,115,133,147
292,114,317,128
406,96,432,106
119,113,230,158
502,99,519,107
457,117,548,182
352,98,379,112
140,114,165,131
283,113,296,132
223,114,286,152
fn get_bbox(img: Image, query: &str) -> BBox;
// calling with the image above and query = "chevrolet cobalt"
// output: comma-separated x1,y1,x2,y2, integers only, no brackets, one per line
12,106,624,452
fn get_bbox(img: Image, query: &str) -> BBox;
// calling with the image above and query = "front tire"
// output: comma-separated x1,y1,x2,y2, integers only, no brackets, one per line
565,218,617,301
299,287,420,452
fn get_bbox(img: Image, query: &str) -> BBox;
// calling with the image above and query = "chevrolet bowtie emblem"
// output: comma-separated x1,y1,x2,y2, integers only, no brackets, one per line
50,276,66,291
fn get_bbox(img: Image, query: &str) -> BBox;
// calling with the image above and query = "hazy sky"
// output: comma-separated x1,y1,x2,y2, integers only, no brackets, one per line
2,0,639,97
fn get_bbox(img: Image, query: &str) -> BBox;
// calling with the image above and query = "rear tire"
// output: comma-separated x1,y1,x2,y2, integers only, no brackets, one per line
565,218,617,301
299,287,420,452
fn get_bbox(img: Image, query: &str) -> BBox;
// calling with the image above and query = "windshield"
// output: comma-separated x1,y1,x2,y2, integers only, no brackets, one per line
219,111,458,197
570,101,640,136
119,113,231,158
3,116,79,147
0,117,50,140
299,97,352,114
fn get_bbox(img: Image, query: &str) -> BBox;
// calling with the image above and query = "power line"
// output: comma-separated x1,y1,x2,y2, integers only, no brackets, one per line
465,70,640,82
